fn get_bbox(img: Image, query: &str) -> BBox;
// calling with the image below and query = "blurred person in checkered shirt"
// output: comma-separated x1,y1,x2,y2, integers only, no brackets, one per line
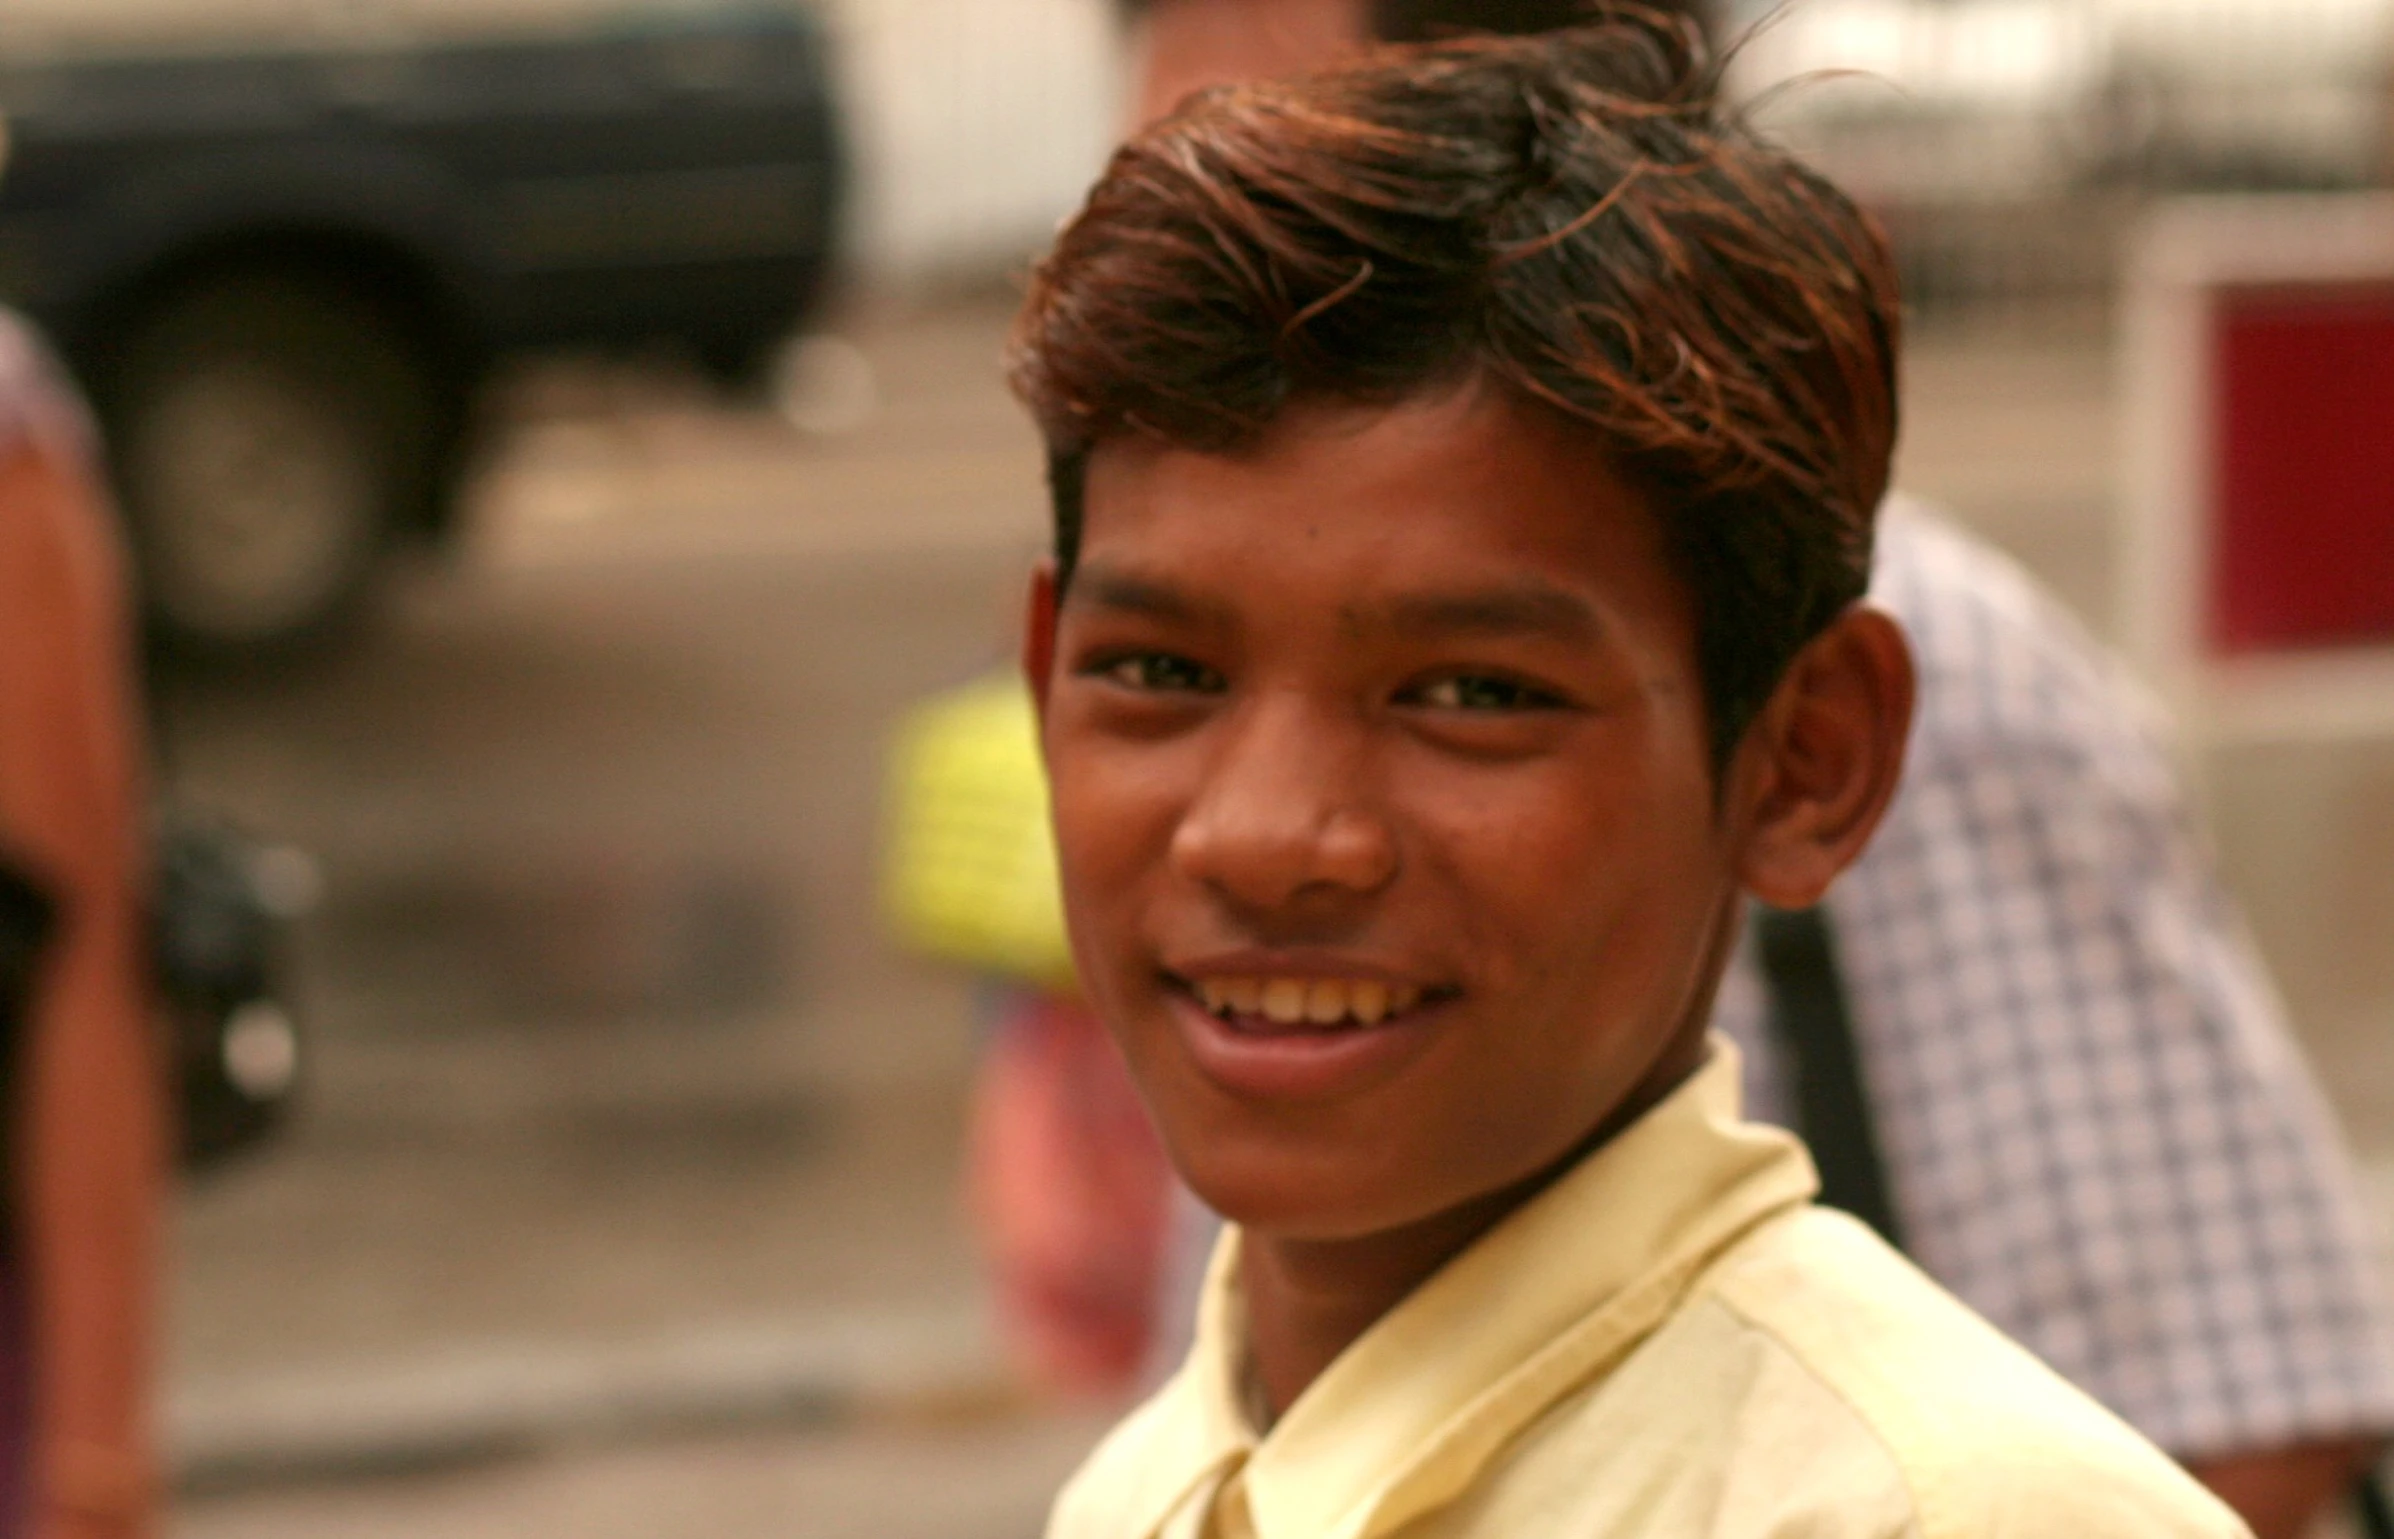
956,3,2394,1534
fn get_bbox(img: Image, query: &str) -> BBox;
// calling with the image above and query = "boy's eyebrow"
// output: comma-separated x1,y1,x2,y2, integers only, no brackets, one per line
1064,566,1604,642
1063,566,1232,626
1381,583,1603,643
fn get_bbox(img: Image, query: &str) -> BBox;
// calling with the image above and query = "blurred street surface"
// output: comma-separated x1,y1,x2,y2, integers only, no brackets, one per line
158,300,1051,1489
155,297,2394,1534
176,1411,1118,1539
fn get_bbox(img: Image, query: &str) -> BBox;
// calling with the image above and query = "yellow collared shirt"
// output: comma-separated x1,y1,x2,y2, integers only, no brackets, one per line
1048,1047,2250,1539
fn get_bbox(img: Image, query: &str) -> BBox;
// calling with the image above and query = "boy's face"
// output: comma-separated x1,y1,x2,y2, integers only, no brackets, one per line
1030,388,1743,1240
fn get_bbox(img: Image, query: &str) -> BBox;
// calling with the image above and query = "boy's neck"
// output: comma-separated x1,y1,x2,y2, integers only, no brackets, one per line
1238,1177,1541,1425
1236,1025,1712,1423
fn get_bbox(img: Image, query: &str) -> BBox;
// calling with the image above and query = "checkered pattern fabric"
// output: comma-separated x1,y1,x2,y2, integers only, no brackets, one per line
1716,506,2394,1461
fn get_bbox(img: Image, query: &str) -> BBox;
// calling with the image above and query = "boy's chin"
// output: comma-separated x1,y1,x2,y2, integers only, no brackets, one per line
1170,1133,1481,1246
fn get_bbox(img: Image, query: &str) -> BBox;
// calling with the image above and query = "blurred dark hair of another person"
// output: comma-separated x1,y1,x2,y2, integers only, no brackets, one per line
1118,0,1719,129
1372,0,1715,43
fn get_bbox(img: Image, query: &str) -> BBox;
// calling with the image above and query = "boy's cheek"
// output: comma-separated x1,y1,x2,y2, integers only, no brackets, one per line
1049,767,1178,973
1051,717,1204,847
1051,760,1162,876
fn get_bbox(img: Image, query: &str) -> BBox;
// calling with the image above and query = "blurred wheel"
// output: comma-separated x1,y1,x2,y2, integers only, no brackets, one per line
105,274,438,656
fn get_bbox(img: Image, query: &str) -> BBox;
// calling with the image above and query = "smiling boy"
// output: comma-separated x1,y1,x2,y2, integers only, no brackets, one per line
1009,17,2249,1539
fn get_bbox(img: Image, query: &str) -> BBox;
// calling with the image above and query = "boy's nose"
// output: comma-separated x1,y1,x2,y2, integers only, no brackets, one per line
1167,695,1398,913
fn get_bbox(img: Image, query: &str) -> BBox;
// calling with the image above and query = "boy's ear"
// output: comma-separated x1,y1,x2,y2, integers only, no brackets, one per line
1023,560,1061,717
1729,605,1915,911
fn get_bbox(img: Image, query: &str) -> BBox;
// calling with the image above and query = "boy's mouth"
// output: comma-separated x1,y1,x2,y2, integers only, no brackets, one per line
1174,974,1447,1031
1160,965,1457,1099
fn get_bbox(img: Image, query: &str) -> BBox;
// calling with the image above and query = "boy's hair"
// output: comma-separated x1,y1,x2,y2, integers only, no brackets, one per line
1011,13,1900,768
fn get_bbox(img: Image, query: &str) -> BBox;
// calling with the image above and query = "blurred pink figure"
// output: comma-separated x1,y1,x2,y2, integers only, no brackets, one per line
968,989,1171,1396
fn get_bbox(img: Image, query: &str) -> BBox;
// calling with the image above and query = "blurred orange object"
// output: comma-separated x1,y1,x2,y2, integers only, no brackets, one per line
0,310,163,1539
968,989,1172,1399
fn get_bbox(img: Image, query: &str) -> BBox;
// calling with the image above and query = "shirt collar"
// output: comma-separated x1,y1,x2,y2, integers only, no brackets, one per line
1134,1040,1818,1539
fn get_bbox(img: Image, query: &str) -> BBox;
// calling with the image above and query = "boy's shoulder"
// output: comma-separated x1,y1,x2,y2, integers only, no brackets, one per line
1694,1205,2251,1538
1437,1205,2247,1539
1045,1206,2254,1539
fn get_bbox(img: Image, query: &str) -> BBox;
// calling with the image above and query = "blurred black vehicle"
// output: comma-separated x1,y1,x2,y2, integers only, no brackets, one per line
0,6,844,654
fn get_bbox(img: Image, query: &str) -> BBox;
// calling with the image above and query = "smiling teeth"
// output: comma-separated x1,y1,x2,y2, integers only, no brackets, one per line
1194,977,1422,1026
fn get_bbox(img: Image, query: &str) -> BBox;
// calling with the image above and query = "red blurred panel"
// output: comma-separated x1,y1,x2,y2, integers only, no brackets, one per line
2209,284,2394,656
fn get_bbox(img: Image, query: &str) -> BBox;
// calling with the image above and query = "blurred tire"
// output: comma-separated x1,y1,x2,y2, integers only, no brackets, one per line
103,273,439,657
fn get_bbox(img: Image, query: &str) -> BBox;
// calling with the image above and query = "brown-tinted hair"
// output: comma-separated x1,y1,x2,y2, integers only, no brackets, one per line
1010,12,1899,768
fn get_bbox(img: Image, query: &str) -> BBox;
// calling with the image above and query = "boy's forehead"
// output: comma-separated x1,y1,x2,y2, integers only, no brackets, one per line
1079,391,1658,571
1070,390,1688,643
1090,385,1499,477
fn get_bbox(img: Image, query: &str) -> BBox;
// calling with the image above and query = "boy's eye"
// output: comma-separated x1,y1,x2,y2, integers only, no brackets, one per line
1407,673,1568,712
1097,652,1225,694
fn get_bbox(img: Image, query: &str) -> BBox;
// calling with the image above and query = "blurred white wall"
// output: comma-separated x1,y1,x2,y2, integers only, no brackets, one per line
1733,0,2394,202
822,0,1121,284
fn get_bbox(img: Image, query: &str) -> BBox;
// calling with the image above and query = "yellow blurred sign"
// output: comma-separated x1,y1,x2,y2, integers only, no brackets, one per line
882,672,1077,991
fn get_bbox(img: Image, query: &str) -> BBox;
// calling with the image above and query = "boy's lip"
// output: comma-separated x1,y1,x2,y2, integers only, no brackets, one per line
1159,951,1454,1101
1165,948,1438,988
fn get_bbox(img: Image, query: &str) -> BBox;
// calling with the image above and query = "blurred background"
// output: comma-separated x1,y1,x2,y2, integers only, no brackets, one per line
1,0,2390,1533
